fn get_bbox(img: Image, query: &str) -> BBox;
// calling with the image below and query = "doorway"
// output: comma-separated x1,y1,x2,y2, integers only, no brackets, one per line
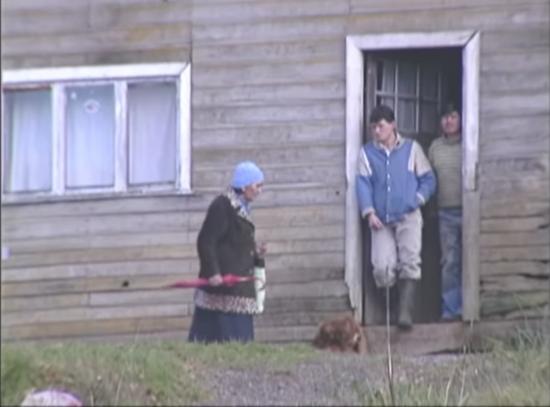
344,31,480,326
362,48,462,324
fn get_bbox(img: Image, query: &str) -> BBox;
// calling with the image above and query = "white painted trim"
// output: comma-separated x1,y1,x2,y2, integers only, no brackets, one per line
0,92,4,195
0,188,195,205
51,85,66,195
345,30,480,324
345,37,365,323
347,31,474,51
178,64,192,192
461,32,481,321
114,82,128,193
2,63,188,85
462,33,480,193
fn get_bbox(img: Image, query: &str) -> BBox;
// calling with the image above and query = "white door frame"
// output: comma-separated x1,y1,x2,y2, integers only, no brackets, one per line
345,30,480,324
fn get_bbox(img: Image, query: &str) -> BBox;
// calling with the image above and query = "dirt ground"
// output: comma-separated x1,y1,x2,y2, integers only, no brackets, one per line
198,351,478,406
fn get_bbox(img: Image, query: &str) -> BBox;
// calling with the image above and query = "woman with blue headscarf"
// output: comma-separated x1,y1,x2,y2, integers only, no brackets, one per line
188,161,266,343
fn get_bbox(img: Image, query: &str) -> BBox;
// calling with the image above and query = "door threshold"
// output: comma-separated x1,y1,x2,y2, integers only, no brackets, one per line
363,321,467,355
363,318,545,355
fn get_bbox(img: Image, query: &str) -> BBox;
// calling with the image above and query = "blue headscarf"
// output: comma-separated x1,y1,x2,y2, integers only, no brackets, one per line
231,161,264,190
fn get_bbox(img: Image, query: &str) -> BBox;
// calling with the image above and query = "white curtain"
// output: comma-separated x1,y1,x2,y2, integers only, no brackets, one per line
3,89,52,192
66,85,115,188
128,82,177,185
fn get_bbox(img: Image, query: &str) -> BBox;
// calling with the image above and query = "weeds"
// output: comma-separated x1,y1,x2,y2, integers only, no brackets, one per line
1,328,548,406
355,327,549,406
0,341,207,406
0,340,317,406
469,328,550,406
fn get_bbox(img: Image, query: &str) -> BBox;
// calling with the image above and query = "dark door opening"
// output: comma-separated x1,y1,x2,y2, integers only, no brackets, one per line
361,47,462,325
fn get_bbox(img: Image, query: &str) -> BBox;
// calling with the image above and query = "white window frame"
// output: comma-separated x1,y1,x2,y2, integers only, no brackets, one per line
1,63,191,203
345,31,480,324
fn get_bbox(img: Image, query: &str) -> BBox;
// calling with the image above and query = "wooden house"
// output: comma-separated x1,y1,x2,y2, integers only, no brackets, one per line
1,0,548,353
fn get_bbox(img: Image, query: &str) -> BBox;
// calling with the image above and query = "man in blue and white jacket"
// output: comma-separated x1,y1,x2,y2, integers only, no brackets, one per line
356,105,436,330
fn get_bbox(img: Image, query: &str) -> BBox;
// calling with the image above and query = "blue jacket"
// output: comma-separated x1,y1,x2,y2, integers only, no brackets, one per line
356,135,436,224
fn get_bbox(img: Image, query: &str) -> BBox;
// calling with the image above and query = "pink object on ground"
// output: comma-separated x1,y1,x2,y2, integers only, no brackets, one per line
20,389,82,406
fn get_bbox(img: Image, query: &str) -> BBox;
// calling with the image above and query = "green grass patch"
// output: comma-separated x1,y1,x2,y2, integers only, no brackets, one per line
1,340,317,406
355,328,550,406
468,328,550,406
1,329,548,406
1,341,206,406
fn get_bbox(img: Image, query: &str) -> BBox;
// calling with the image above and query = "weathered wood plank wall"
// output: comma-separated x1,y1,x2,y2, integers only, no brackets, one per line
1,0,549,343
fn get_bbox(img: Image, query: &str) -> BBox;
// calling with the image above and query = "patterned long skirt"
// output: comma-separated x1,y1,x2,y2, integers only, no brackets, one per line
188,306,254,344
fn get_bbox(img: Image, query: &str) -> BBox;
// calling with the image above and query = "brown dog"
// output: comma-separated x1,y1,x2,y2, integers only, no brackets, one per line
313,315,367,354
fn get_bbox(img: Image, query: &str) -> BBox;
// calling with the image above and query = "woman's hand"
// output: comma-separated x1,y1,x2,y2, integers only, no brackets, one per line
208,274,223,286
256,241,267,256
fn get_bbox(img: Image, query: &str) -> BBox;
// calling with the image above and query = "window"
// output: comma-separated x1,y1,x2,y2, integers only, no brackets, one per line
373,56,447,135
1,63,191,201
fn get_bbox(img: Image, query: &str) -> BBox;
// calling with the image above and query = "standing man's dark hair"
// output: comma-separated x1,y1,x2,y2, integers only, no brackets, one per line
439,102,461,118
369,105,396,124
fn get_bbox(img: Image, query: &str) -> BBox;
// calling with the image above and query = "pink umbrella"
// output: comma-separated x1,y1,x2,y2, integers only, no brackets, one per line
165,273,256,288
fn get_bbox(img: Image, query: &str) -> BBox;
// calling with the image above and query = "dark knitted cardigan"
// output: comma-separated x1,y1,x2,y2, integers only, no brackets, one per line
194,189,264,314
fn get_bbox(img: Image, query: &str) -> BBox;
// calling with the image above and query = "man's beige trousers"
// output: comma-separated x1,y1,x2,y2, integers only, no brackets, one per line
370,208,423,288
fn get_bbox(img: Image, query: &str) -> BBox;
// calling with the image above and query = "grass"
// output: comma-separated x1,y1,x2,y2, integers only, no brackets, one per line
1,329,548,406
1,341,202,406
355,327,550,406
467,328,550,406
0,340,317,406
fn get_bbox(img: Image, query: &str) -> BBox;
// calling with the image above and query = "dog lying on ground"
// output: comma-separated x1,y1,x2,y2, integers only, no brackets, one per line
312,315,368,354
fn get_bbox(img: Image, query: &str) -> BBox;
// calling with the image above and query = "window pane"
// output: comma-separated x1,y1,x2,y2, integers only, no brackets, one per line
377,59,395,93
128,82,177,185
398,99,416,131
420,102,438,134
398,61,417,96
439,73,448,106
377,96,395,110
421,66,438,100
3,89,52,192
66,85,115,188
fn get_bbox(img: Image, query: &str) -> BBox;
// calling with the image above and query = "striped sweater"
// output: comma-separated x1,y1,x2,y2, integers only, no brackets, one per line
428,135,462,208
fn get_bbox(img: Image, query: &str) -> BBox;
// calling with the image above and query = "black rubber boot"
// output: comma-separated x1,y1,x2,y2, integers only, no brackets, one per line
397,279,417,331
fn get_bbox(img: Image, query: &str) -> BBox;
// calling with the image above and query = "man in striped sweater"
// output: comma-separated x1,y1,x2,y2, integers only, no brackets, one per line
356,105,436,330
428,103,463,321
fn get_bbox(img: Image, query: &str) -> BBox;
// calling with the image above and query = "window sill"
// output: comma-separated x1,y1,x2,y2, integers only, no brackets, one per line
1,188,196,206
